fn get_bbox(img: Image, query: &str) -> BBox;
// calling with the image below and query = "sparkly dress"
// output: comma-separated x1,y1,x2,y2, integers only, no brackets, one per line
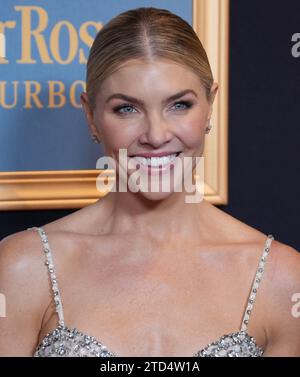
27,226,274,357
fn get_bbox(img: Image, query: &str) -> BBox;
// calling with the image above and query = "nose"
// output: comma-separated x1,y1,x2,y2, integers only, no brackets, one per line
138,115,173,148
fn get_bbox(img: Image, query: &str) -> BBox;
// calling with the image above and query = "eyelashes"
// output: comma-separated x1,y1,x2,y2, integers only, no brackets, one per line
112,100,194,115
172,100,193,111
112,103,137,114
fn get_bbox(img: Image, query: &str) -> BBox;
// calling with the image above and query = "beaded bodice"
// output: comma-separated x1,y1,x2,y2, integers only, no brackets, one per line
28,226,274,357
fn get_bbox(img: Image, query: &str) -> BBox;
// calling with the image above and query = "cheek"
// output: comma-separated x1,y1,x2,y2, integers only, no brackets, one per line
178,113,206,147
97,113,135,151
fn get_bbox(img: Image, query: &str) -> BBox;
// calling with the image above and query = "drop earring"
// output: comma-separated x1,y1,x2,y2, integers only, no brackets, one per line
92,135,100,143
205,122,212,134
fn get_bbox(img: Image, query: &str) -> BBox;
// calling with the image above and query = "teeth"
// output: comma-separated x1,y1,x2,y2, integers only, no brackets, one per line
131,153,178,167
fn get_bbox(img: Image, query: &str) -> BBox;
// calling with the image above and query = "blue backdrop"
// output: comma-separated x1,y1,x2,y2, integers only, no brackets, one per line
0,0,192,171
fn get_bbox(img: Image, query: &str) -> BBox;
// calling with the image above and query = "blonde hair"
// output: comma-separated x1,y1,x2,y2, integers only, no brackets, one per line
86,7,214,108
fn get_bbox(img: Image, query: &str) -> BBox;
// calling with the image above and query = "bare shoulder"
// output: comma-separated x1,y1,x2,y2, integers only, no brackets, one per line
213,203,300,297
0,228,48,285
264,238,300,306
263,239,300,299
0,229,52,355
262,239,300,356
270,239,300,281
209,204,300,355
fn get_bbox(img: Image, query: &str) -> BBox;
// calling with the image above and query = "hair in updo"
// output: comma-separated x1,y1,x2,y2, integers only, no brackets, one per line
86,7,214,108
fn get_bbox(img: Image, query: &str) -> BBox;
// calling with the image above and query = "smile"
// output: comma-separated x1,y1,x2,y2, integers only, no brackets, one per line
129,152,181,167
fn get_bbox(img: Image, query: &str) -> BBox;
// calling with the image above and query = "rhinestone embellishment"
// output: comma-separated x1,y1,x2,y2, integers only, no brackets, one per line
240,235,274,332
33,326,264,358
193,331,264,357
34,326,116,357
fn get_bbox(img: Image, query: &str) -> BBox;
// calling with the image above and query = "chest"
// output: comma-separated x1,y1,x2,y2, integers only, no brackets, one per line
40,237,266,356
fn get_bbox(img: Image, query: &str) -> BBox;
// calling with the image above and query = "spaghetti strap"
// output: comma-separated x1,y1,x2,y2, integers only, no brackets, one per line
240,234,274,332
27,226,65,326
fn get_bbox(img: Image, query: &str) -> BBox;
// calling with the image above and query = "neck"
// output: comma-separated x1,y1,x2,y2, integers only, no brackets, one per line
95,187,212,242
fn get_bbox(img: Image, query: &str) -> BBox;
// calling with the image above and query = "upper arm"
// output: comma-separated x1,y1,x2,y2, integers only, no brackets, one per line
0,231,48,356
263,241,300,356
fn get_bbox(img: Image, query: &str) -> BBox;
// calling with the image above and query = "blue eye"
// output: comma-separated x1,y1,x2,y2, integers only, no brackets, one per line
113,103,137,114
171,101,193,111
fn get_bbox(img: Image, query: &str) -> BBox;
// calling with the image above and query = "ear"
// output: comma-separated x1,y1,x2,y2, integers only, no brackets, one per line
80,92,101,140
207,82,219,120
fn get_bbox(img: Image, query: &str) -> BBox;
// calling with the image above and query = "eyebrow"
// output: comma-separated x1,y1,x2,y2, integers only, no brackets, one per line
105,89,198,106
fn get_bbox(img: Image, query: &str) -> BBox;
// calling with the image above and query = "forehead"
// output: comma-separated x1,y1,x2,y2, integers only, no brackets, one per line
98,58,204,95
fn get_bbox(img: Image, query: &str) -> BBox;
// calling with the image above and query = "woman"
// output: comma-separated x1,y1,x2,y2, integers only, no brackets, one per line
0,7,299,357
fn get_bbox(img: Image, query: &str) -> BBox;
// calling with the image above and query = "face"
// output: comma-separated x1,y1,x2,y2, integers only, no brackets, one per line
81,58,218,201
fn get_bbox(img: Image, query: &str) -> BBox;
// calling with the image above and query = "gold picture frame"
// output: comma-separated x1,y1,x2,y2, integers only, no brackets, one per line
0,0,229,210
